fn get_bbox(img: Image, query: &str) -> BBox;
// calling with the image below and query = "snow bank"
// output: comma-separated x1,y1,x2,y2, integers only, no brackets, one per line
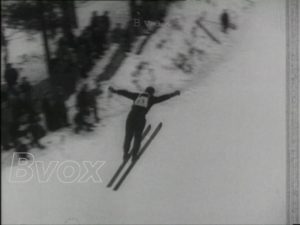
109,0,253,117
112,0,253,94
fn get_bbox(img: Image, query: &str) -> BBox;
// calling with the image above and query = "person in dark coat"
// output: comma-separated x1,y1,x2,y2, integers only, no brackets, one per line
10,91,35,127
15,137,30,160
4,63,19,92
90,11,100,28
109,86,180,161
42,92,60,131
1,99,13,150
19,77,32,100
100,11,111,34
111,23,124,43
27,115,46,149
89,83,102,123
73,110,93,133
53,87,69,127
13,114,32,160
74,84,93,133
220,9,230,33
76,84,90,114
89,11,104,56
123,25,134,52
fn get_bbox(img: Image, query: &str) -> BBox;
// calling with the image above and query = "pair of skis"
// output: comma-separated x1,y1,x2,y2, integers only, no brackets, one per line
107,122,163,191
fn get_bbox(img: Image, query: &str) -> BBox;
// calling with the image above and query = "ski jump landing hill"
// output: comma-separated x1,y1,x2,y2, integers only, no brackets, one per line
2,1,286,225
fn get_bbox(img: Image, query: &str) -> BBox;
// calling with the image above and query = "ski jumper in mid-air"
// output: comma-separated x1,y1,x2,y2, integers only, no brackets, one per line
109,86,180,161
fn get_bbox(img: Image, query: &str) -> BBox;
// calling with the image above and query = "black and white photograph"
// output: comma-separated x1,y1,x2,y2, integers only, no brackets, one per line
1,0,299,224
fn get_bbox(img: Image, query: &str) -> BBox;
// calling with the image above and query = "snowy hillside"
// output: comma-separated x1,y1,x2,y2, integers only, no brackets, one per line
109,0,253,116
2,0,286,224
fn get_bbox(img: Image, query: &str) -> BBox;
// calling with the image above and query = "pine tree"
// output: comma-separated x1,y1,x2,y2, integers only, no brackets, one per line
2,0,78,77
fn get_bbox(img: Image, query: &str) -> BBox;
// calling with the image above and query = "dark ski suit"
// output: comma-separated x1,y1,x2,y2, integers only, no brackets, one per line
112,89,179,157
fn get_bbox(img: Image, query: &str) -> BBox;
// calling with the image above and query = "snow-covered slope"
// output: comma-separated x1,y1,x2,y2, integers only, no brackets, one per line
2,0,286,224
108,0,253,117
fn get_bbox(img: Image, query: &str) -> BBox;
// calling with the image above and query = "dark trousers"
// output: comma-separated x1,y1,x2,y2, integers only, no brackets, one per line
123,116,146,156
91,105,99,122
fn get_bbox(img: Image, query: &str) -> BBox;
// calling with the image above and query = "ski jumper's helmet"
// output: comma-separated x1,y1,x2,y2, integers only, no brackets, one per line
145,86,155,95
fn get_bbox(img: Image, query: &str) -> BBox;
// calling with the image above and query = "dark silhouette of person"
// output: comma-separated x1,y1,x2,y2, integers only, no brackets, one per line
76,84,90,114
74,84,93,133
53,87,69,127
109,86,180,161
111,23,124,43
15,137,30,160
27,115,46,149
42,92,60,131
90,11,100,28
19,77,32,100
4,63,19,92
1,99,14,150
220,9,230,33
123,25,134,52
89,11,110,55
73,110,93,133
100,11,111,34
89,83,102,123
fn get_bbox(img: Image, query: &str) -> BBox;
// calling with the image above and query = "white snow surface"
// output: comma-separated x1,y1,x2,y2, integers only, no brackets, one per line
2,0,286,224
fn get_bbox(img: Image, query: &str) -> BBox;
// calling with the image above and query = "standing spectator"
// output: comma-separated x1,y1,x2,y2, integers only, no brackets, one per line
12,113,31,158
27,115,46,149
74,84,93,133
79,27,95,63
123,25,134,52
90,11,100,28
1,100,13,150
1,85,8,103
57,47,80,94
76,84,90,114
9,93,22,146
77,43,91,78
42,92,59,131
4,63,19,92
89,11,104,56
15,137,30,160
111,23,124,43
100,11,111,48
73,110,93,133
19,77,32,100
10,90,35,125
89,82,102,123
220,9,230,33
53,87,69,127
100,11,111,36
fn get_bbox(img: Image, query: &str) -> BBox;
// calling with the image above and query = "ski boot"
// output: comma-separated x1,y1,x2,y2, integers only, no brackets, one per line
132,154,138,162
123,153,130,161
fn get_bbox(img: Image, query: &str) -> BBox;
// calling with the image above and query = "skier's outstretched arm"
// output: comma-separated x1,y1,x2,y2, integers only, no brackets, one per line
109,87,138,100
153,90,180,104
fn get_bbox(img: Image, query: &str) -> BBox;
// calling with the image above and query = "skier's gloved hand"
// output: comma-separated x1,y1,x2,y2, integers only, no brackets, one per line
108,86,115,93
174,90,180,96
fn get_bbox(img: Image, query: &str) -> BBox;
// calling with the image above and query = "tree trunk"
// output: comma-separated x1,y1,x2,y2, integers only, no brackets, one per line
60,1,76,41
39,0,52,77
1,25,9,65
69,0,78,28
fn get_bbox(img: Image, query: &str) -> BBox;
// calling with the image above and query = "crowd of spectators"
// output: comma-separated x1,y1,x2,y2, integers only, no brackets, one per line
1,11,121,159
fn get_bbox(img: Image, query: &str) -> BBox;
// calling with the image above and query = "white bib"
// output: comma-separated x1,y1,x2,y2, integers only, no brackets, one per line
134,94,149,108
